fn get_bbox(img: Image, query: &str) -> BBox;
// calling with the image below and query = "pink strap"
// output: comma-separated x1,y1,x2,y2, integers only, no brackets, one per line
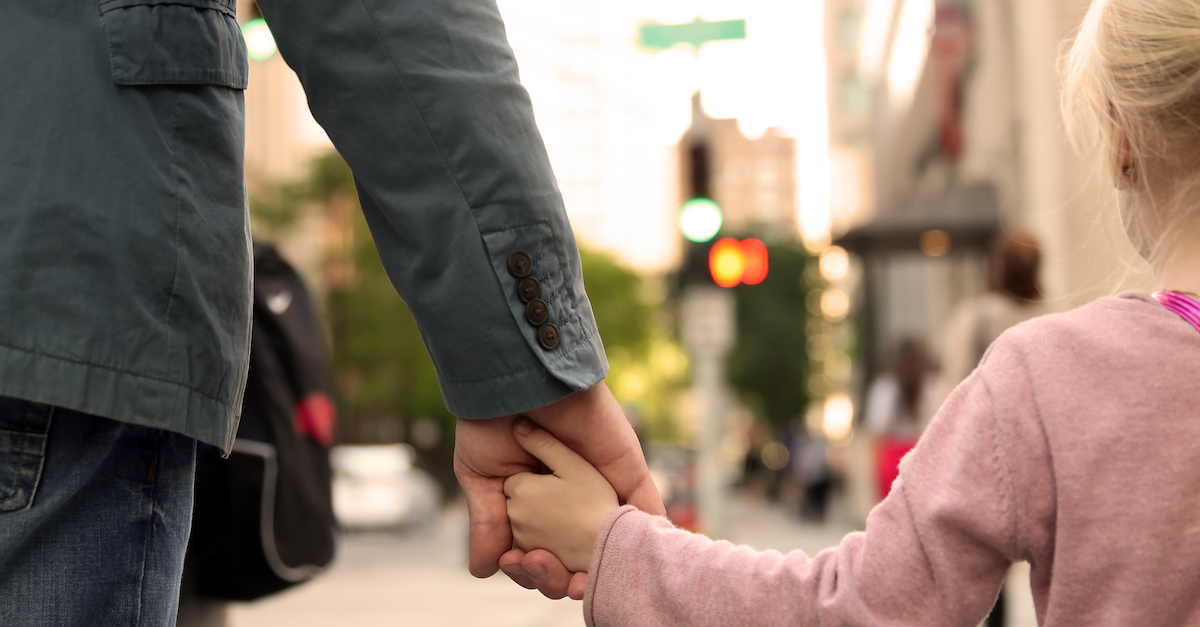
1153,291,1200,334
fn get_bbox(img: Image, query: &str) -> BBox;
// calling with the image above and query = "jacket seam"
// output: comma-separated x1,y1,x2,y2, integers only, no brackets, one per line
354,0,476,229
99,0,236,17
1011,345,1054,562
0,341,236,408
161,91,184,417
353,1,552,382
980,373,1019,558
478,220,552,236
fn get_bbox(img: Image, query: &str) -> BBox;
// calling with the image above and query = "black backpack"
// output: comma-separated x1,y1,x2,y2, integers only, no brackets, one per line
186,242,340,601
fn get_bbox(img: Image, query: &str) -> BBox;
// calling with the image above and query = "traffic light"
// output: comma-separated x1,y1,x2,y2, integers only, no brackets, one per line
708,238,769,288
740,238,768,285
709,238,743,287
678,198,722,243
242,17,278,61
675,138,768,288
677,140,722,243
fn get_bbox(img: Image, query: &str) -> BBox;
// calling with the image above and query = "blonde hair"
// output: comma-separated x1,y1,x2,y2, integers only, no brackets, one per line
1062,0,1200,269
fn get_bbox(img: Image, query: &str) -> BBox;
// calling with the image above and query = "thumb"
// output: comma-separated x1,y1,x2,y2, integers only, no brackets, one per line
623,478,667,517
512,418,591,477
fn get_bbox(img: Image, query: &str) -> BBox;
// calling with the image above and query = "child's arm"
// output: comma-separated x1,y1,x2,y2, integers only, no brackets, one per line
504,418,620,573
505,342,1040,627
581,362,1035,627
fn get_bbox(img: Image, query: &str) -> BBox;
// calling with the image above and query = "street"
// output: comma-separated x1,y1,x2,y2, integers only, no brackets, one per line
228,495,1037,626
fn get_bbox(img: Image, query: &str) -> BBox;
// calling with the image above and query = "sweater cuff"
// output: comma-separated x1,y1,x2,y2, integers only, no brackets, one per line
583,505,659,627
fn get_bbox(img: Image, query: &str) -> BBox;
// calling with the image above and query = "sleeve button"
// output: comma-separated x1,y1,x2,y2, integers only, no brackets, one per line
507,252,533,278
525,299,549,326
538,323,560,350
518,277,541,303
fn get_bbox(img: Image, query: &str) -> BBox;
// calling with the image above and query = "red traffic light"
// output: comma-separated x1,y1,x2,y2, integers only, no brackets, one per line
740,238,768,285
708,238,768,288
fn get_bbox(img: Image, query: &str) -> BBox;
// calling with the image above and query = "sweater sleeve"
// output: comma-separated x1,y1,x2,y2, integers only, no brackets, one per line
253,0,606,419
584,364,1033,627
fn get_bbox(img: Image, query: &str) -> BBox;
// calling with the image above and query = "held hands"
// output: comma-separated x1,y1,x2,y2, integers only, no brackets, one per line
504,419,620,573
454,381,664,599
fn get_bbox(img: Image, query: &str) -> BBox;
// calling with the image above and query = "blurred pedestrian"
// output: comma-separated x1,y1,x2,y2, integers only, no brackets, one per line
943,229,1049,626
497,0,1200,623
177,242,339,627
944,229,1051,387
863,338,945,502
0,0,659,621
787,432,831,523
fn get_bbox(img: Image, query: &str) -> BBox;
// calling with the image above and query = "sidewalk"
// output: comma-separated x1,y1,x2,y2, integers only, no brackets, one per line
227,496,1037,626
228,503,582,627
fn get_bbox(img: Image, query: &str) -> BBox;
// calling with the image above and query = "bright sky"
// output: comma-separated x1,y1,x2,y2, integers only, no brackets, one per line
496,0,831,271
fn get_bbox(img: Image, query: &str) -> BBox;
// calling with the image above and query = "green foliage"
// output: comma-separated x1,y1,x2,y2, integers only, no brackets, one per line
253,151,691,492
727,242,820,429
327,229,450,435
579,248,653,354
580,249,690,442
249,153,357,234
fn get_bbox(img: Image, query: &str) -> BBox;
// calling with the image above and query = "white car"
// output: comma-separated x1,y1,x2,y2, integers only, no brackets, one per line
330,444,441,530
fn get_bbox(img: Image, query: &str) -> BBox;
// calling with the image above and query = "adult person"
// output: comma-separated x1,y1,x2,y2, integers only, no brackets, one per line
0,1,660,623
862,337,944,501
943,229,1050,387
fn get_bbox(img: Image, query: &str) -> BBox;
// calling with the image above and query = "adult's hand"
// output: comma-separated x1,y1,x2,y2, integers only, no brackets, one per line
454,381,664,599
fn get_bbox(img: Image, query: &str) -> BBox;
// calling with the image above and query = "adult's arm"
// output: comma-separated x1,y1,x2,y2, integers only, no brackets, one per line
254,0,663,596
256,0,604,418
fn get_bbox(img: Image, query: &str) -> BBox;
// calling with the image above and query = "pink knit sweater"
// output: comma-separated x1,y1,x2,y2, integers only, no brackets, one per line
584,293,1200,626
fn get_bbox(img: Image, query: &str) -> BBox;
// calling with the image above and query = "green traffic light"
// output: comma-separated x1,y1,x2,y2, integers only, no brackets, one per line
242,18,277,62
678,198,723,243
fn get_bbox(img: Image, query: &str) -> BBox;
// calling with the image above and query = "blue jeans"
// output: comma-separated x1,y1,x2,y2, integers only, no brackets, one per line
0,396,196,626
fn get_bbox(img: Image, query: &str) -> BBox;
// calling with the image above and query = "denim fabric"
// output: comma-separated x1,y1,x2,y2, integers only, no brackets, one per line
0,396,196,627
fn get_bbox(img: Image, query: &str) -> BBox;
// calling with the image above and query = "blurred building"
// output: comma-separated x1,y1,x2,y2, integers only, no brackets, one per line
837,0,1152,386
237,1,333,187
825,0,875,234
679,96,797,237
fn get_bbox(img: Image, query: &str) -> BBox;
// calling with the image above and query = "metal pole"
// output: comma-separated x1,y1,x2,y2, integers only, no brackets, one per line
681,286,735,539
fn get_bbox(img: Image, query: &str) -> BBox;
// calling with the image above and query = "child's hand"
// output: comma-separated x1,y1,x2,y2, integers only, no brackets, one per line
504,418,620,573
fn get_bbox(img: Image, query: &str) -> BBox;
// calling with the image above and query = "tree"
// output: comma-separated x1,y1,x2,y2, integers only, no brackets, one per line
250,152,692,495
727,242,820,430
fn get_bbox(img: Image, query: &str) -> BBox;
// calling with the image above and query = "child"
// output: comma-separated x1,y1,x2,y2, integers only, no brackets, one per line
503,0,1200,624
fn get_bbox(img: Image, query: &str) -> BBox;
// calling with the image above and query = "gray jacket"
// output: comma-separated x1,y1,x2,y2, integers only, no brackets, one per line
0,0,607,451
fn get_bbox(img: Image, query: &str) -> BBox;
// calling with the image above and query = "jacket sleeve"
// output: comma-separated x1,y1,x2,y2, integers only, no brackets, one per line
583,353,1046,627
253,0,607,419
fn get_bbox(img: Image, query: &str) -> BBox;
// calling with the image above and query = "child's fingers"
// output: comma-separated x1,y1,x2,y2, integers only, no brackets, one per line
512,418,594,477
503,471,537,499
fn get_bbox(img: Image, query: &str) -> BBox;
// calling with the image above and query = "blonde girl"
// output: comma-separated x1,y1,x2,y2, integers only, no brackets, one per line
501,0,1200,624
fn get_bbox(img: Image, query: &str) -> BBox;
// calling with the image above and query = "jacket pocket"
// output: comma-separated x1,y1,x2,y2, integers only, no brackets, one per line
99,0,249,89
0,397,52,515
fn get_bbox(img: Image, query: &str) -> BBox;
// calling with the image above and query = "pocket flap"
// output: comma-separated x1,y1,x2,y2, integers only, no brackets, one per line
100,0,249,89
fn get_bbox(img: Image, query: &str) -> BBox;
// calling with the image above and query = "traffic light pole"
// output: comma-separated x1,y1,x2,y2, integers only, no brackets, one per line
680,286,735,539
652,19,746,538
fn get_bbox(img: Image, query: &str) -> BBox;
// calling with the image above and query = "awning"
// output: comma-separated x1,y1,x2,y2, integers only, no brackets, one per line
835,185,1000,254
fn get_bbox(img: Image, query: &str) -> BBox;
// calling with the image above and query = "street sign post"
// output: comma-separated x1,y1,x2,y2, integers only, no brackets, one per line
680,287,736,538
654,14,747,539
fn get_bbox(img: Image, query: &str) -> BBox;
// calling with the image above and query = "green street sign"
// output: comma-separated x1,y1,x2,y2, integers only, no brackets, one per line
637,18,747,53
